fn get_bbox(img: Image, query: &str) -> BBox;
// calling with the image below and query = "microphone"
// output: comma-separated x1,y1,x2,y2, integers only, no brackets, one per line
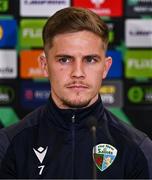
87,116,97,179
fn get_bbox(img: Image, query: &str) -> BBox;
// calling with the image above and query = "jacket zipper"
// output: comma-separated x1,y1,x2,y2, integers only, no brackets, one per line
71,114,75,178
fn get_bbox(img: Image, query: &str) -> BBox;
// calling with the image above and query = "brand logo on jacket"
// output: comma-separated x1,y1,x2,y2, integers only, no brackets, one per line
93,144,117,172
33,146,48,175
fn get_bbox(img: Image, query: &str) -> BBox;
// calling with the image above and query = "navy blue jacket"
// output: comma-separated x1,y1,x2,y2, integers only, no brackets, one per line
0,96,152,179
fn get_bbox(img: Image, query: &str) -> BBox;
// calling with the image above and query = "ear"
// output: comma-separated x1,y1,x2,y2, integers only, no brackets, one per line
103,56,112,79
37,52,48,77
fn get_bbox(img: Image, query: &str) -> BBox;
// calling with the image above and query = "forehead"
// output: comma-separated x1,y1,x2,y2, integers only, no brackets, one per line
50,31,105,51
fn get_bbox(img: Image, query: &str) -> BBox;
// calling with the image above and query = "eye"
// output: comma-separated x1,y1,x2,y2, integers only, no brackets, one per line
58,57,71,64
85,56,99,64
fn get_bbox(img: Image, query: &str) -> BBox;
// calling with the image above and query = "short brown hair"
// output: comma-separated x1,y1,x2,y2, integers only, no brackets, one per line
42,7,109,53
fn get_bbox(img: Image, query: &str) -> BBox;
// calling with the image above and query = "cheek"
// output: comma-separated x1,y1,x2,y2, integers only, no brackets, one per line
59,67,64,71
88,71,102,87
92,69,104,86
49,67,67,82
91,68,104,79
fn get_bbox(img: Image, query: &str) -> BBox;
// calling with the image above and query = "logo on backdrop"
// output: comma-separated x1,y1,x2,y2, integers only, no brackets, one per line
93,144,117,172
73,0,123,17
106,20,123,46
125,19,152,47
20,19,46,48
20,0,70,17
0,20,17,47
21,81,50,109
0,50,17,78
0,86,15,105
128,86,144,103
125,50,152,78
0,0,9,12
0,26,3,39
127,84,152,106
20,50,44,79
100,80,123,108
90,0,105,8
126,0,152,17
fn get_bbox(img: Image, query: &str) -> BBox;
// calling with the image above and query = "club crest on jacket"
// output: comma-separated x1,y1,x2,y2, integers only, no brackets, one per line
93,144,117,172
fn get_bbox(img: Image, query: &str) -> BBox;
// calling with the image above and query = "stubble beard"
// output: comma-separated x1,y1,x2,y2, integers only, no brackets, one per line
52,85,98,109
61,98,91,109
61,91,92,109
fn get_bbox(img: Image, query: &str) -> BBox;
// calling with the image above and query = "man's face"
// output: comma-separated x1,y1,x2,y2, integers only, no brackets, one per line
42,30,112,109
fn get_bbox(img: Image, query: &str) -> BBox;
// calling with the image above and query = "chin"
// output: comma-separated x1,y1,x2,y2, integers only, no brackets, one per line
63,98,91,109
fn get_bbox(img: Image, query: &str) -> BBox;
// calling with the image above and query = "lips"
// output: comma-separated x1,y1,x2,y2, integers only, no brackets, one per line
67,84,88,88
66,84,89,91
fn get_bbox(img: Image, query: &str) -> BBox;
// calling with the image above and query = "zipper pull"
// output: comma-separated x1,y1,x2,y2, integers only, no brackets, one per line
72,115,75,123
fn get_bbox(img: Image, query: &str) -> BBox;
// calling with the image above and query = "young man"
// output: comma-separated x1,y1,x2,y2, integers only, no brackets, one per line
0,7,152,179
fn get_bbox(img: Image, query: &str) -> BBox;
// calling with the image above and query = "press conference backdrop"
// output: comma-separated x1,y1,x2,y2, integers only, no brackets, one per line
0,0,152,139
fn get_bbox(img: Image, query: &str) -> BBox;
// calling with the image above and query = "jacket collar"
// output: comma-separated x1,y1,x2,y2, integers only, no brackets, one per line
46,95,105,130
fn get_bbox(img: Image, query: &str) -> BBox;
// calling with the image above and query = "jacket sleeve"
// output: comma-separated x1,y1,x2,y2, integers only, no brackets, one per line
0,122,23,166
0,129,17,178
0,143,17,178
0,129,10,166
139,136,152,178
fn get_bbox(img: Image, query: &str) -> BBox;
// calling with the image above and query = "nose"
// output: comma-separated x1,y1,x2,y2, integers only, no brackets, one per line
71,60,85,79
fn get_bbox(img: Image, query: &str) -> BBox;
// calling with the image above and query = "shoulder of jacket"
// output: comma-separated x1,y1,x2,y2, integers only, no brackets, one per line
102,109,152,178
103,108,149,146
0,104,47,149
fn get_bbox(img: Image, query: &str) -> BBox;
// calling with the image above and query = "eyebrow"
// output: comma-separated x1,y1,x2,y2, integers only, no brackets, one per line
84,55,101,59
55,54,101,59
55,55,73,59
